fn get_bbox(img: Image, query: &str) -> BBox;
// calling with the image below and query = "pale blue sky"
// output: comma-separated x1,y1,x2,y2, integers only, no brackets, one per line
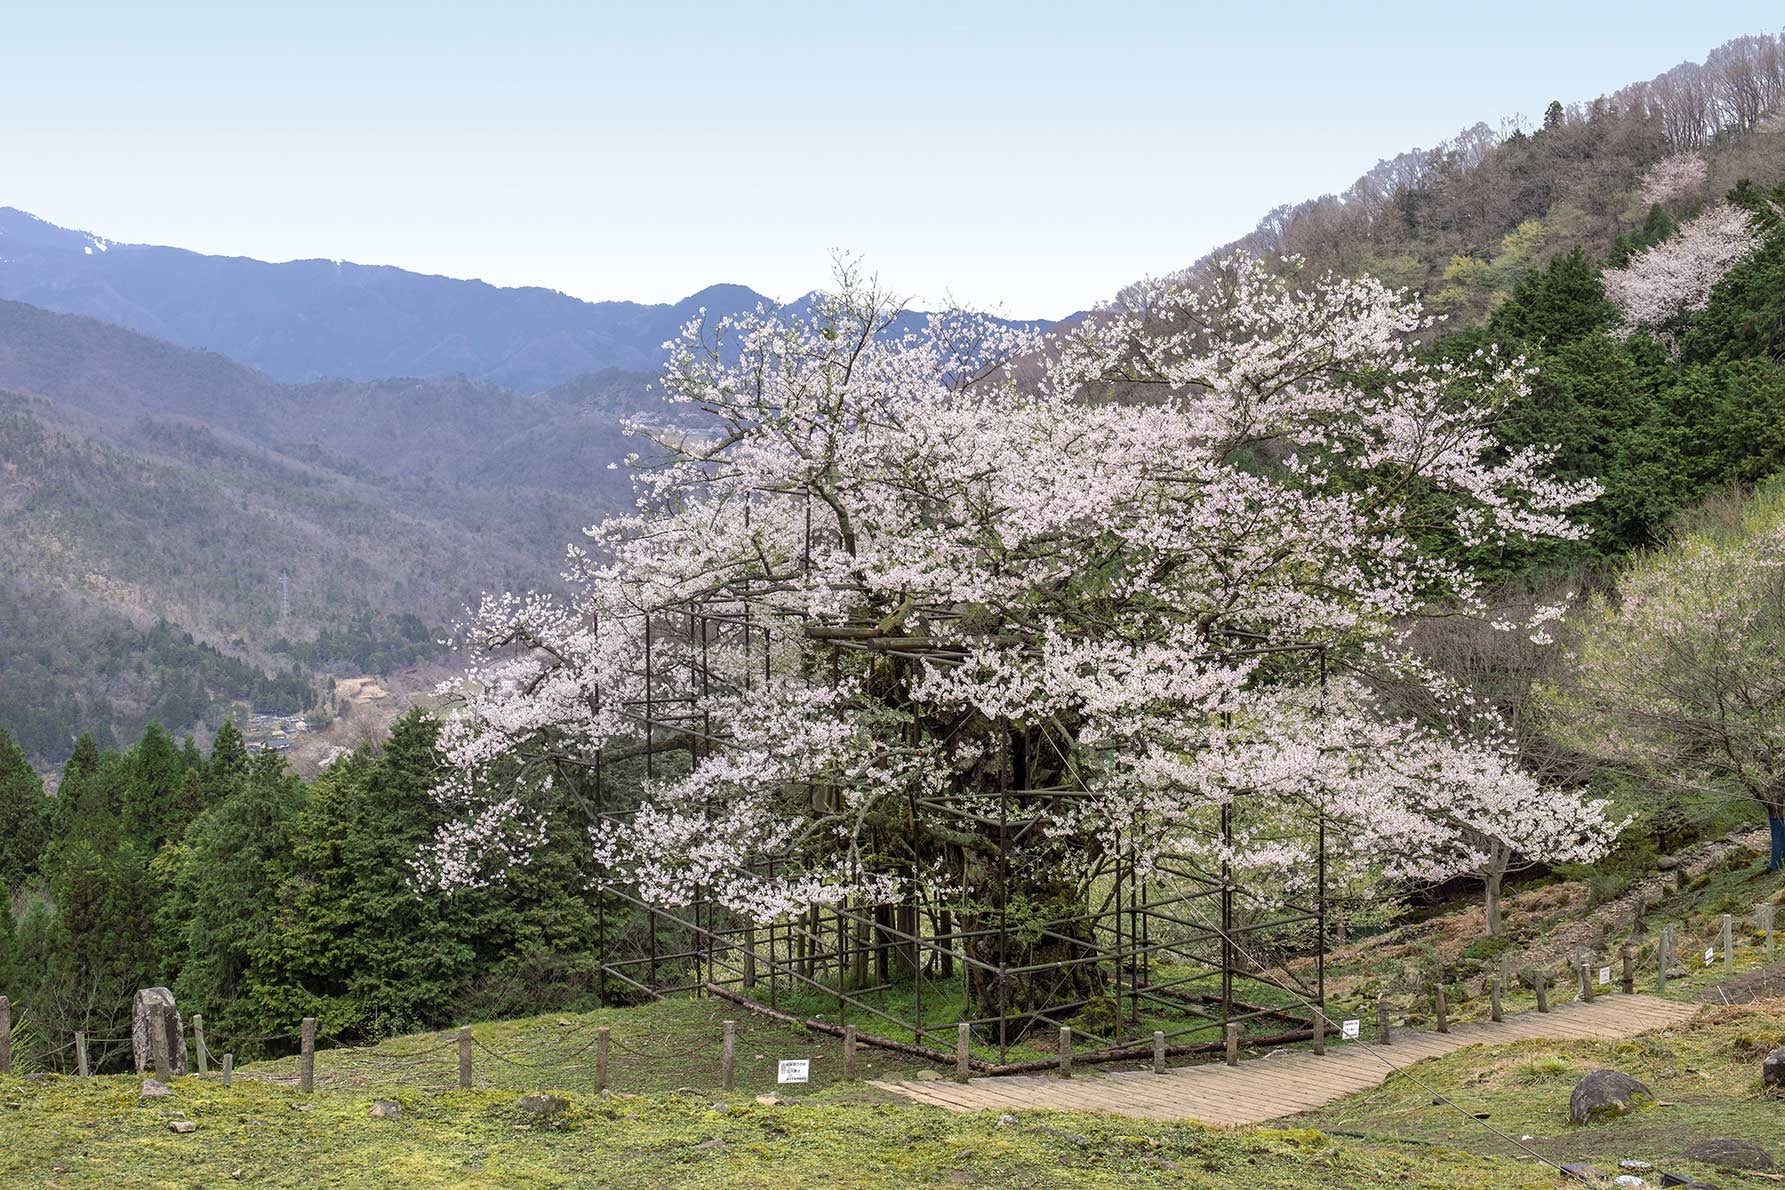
2,2,1778,316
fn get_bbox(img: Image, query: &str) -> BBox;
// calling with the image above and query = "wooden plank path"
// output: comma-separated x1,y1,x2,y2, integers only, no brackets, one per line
870,994,1698,1126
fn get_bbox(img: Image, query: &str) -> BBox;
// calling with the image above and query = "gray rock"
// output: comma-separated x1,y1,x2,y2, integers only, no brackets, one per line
168,1120,197,1134
139,1078,173,1100
516,1093,569,1119
1619,1160,1655,1173
1568,1069,1653,1125
1680,1138,1775,1171
130,988,189,1078
913,1068,941,1081
369,1100,403,1119
1763,1046,1785,1090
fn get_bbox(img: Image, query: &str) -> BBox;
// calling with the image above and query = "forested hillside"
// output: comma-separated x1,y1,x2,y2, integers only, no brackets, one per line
0,360,605,765
1177,33,1785,324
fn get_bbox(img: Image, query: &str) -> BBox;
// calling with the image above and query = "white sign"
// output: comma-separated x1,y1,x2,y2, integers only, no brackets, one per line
1705,946,1716,967
777,1059,810,1084
1341,1019,1360,1041
1598,966,1611,986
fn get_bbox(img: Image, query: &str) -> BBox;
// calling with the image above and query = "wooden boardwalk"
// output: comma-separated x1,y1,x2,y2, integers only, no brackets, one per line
870,994,1698,1126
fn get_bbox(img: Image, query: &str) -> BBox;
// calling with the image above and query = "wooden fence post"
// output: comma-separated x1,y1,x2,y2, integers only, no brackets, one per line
1224,1023,1240,1066
1579,960,1595,1003
955,1023,970,1084
1535,975,1550,1014
843,1024,857,1081
0,996,10,1075
299,1017,316,1093
150,1002,171,1081
1658,923,1674,992
1152,1029,1166,1072
1376,995,1391,1044
1435,980,1449,1033
1489,977,1503,1023
596,1027,609,1093
1311,1010,1326,1056
457,1026,472,1090
192,1013,208,1075
1721,914,1734,976
1058,1026,1073,1078
721,1020,736,1091
75,1031,89,1077
221,1053,234,1088
1620,946,1635,994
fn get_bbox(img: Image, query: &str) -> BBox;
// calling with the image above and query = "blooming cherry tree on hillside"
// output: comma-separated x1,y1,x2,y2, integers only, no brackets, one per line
428,255,1616,1015
1603,202,1762,340
1637,152,1708,209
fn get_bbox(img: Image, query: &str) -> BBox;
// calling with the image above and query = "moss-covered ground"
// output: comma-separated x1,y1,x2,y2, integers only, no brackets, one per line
0,1070,1557,1189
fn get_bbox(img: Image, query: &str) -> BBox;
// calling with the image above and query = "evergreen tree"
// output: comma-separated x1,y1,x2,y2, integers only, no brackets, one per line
121,723,184,853
157,751,306,1043
201,721,249,809
0,730,49,891
260,711,478,1036
51,735,120,851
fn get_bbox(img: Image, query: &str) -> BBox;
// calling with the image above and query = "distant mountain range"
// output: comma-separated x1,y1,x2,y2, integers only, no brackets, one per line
0,208,1056,391
0,207,780,391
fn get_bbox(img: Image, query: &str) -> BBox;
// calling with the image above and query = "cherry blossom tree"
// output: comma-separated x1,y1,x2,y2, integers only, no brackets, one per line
1603,202,1762,341
1386,601,1619,935
1637,152,1708,209
427,255,1612,1019
1548,482,1785,872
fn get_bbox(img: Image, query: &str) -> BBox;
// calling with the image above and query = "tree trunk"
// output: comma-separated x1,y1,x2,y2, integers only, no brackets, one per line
1767,802,1784,873
1483,844,1510,937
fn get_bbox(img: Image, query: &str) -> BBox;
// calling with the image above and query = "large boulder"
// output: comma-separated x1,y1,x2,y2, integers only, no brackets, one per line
1568,1069,1652,1125
1681,1137,1775,1171
131,988,189,1078
1764,1046,1785,1090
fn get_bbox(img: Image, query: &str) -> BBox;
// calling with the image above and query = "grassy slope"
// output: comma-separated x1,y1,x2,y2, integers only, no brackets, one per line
3,847,1778,1188
0,1075,1547,1189
3,991,1780,1188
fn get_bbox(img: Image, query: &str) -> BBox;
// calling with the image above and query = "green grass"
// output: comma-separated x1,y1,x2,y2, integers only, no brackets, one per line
0,1072,1557,1189
1299,996,1785,1188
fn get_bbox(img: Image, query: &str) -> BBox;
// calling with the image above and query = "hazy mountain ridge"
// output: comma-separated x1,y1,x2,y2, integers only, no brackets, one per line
0,207,775,390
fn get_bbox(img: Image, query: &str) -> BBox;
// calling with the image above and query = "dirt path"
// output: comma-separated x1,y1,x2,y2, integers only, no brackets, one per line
872,994,1698,1126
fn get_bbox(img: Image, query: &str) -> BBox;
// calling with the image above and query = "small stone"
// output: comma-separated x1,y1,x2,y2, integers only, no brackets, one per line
1612,1177,1644,1188
1680,1137,1775,1171
139,1079,173,1100
1763,1047,1785,1090
516,1093,569,1119
369,1100,402,1119
753,1094,782,1106
913,1069,941,1081
997,1113,1019,1127
1620,1160,1656,1173
168,1121,197,1134
710,1102,728,1114
1569,1070,1653,1125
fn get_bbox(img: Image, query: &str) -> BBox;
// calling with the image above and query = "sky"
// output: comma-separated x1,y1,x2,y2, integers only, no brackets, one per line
2,2,1780,318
